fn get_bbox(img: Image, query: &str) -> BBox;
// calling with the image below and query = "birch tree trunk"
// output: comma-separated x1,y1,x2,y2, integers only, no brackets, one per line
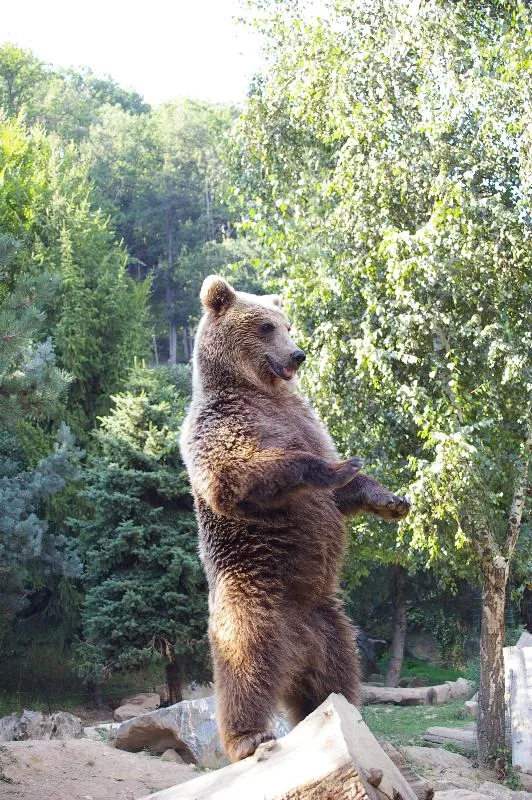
477,554,509,764
476,431,529,764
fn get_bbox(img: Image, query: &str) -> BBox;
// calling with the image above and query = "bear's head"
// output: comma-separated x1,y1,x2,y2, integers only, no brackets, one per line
194,275,306,392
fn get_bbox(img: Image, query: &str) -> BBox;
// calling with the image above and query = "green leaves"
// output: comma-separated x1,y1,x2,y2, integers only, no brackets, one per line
232,0,531,581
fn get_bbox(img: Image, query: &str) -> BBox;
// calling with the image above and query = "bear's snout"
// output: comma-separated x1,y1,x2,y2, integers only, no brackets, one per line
291,350,306,367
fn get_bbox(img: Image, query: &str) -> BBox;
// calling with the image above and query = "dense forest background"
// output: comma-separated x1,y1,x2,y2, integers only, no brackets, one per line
0,0,530,765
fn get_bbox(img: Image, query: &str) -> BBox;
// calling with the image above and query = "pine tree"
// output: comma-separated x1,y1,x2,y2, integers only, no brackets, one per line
72,365,209,701
0,233,81,651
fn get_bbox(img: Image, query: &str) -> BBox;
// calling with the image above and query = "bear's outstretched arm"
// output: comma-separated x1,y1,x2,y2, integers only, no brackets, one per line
205,452,363,519
334,472,410,520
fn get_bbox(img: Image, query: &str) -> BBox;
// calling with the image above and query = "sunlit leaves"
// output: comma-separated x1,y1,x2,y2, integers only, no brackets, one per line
231,0,531,583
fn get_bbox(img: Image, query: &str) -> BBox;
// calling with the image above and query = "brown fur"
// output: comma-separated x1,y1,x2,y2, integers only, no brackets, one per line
180,276,409,762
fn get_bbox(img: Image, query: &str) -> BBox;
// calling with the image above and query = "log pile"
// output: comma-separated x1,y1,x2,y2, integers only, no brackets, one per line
141,693,432,800
362,678,474,707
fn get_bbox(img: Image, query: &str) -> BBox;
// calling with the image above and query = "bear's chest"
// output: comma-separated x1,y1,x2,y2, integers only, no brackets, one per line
255,399,336,459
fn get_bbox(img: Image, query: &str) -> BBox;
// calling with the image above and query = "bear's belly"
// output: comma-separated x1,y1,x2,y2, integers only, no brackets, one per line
196,493,346,603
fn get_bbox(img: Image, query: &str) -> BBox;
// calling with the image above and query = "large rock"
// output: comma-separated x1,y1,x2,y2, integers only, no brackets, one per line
434,792,493,800
357,630,386,680
0,709,83,741
479,781,531,800
84,721,120,741
114,691,161,722
115,694,288,769
464,691,479,719
403,745,488,789
406,630,440,663
515,631,532,649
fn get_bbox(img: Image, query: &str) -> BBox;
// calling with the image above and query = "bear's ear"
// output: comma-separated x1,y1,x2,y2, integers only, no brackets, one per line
200,275,236,314
263,294,283,309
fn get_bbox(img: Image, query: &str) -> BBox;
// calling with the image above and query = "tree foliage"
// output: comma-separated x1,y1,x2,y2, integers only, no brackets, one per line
231,0,531,759
71,366,209,693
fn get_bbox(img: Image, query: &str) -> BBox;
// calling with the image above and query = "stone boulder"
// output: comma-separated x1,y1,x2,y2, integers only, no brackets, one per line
114,692,161,722
357,630,386,680
160,748,187,764
464,692,478,719
0,709,83,741
84,721,120,742
115,695,288,769
515,631,532,649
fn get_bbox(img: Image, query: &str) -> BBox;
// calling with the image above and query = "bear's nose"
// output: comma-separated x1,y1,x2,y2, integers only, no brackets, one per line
291,350,306,366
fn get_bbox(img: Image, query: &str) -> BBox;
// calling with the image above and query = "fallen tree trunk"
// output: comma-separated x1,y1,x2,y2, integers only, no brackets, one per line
362,678,474,706
422,726,477,753
141,693,426,800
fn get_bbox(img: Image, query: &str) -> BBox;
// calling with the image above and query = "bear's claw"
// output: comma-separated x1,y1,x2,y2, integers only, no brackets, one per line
383,495,410,519
227,731,276,762
366,494,410,520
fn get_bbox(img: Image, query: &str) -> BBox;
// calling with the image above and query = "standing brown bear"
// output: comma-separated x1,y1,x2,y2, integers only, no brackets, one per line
180,276,410,762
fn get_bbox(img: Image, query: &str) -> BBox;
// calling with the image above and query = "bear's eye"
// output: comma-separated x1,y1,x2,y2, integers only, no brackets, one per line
260,322,275,335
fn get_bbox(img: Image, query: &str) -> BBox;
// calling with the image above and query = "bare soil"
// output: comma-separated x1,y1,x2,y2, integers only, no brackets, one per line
0,739,195,800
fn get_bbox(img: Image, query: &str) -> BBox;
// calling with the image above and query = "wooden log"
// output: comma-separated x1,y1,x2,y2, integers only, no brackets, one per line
504,644,532,774
422,726,477,753
362,678,474,707
140,693,421,800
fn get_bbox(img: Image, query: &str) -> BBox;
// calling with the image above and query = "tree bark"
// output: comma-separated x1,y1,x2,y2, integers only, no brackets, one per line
86,680,103,709
168,318,177,365
385,564,408,688
477,554,509,764
476,430,529,765
165,661,183,706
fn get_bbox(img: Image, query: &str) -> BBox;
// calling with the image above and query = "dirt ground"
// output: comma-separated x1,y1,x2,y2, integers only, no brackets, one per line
0,739,195,800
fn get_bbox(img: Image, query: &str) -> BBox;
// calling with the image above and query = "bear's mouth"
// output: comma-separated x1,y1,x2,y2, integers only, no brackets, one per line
266,356,297,381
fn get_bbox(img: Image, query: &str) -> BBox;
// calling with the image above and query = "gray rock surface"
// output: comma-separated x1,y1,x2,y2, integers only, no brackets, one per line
402,747,530,800
479,781,530,800
83,721,120,742
160,748,187,764
0,709,84,741
115,695,288,769
114,691,161,722
464,692,478,719
402,745,481,776
515,631,532,649
434,791,493,800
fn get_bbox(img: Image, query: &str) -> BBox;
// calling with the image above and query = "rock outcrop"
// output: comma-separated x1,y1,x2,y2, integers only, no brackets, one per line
115,694,288,769
114,691,161,722
0,709,84,741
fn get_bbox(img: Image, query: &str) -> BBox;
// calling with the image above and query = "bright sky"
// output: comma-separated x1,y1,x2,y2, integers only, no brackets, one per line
1,0,264,106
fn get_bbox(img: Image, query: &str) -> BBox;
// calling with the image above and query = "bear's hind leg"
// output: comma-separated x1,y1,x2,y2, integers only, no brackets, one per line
213,642,279,761
210,584,289,762
281,680,322,727
283,599,361,725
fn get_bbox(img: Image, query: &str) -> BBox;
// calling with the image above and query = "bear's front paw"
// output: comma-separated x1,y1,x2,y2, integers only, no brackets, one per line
368,494,411,520
226,731,276,762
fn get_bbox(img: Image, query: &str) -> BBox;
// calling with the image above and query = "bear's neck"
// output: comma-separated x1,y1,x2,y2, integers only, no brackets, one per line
194,357,295,399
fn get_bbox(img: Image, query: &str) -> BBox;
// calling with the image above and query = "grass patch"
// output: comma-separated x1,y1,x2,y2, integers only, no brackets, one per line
362,699,467,748
376,655,463,685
